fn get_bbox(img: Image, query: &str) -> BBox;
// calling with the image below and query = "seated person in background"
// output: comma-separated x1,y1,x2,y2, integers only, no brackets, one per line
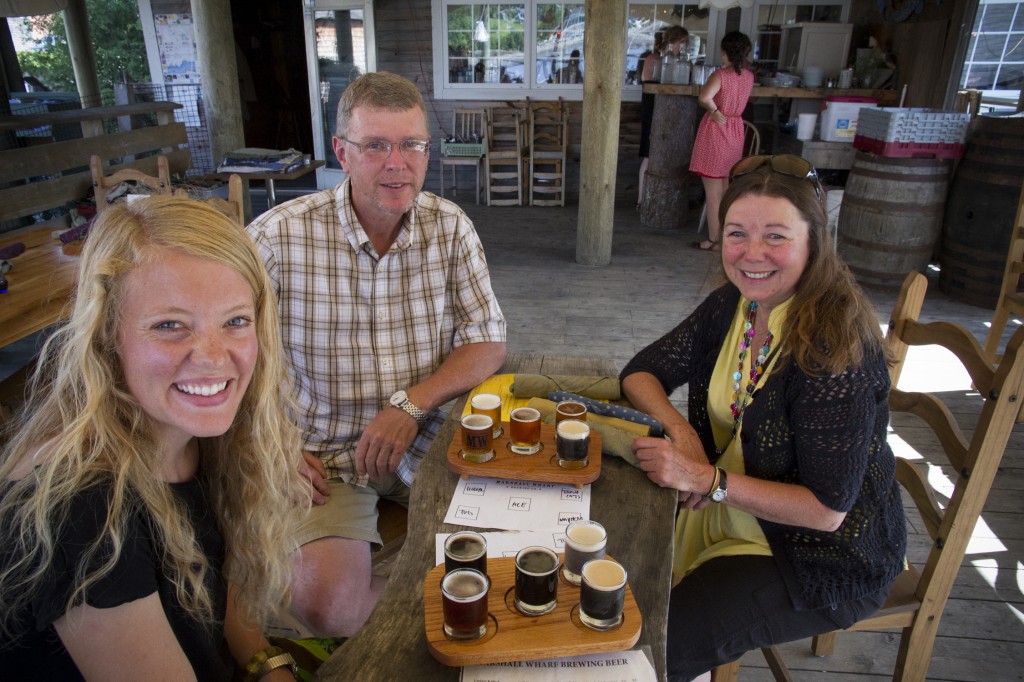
246,71,506,638
556,49,584,84
0,197,308,681
620,155,906,682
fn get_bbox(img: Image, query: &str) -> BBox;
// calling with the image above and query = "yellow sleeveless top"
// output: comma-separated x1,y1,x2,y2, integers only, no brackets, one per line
672,296,791,580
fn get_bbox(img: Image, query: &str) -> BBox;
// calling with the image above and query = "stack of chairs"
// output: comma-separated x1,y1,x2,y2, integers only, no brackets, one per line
526,98,569,207
485,107,524,206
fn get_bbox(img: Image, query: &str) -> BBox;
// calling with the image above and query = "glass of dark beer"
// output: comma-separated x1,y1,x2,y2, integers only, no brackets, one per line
556,419,590,469
441,568,490,640
471,392,503,438
514,546,559,616
555,399,587,424
460,413,495,463
444,530,487,575
562,519,607,586
509,406,542,455
579,558,627,631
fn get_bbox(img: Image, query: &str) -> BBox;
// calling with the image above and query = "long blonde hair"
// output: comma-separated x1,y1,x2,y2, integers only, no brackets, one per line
0,197,308,637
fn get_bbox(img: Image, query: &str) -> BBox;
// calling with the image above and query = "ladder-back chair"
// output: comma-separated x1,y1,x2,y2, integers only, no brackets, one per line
697,120,760,233
439,108,487,205
526,98,569,207
713,271,1024,682
198,174,245,228
486,107,524,206
983,178,1024,369
90,154,172,212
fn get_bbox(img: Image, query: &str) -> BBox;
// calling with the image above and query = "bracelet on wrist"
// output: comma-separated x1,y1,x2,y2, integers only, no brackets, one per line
703,466,721,499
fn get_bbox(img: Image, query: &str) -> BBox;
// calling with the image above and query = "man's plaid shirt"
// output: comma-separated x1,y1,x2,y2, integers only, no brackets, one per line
247,181,506,486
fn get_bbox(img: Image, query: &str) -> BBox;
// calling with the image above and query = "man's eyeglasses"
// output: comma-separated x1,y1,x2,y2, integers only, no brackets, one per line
730,154,823,202
341,137,430,161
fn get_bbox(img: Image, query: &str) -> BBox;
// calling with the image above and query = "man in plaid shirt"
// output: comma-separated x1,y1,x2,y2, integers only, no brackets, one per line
247,72,506,637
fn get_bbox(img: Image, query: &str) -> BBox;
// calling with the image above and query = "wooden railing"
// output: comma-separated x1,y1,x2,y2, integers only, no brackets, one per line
0,101,189,226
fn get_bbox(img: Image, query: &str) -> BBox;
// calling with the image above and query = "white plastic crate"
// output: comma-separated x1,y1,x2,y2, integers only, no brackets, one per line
856,108,970,145
441,136,486,157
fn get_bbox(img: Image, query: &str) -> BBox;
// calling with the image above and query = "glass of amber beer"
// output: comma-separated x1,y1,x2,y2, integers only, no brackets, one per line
471,393,503,438
509,406,542,455
555,400,587,424
441,568,490,640
460,413,495,463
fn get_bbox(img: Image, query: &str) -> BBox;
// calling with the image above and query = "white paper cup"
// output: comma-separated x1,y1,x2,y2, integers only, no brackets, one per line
797,113,818,141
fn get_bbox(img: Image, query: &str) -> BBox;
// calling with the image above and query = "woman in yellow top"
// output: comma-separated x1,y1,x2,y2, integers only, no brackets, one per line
620,156,906,681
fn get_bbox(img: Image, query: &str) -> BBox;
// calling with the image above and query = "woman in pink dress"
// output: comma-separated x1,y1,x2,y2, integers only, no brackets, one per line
690,31,755,251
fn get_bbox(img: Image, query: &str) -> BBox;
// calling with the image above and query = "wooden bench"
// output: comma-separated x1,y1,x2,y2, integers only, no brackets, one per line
0,101,190,227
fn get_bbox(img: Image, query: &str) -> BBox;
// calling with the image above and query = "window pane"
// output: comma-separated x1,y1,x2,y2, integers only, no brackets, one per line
981,4,1015,32
1004,32,1023,60
536,3,584,84
624,4,705,85
447,3,526,84
974,33,1007,62
997,63,1023,89
965,62,998,89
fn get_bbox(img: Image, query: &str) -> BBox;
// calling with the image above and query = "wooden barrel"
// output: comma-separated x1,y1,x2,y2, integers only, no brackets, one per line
939,112,1024,308
837,153,952,289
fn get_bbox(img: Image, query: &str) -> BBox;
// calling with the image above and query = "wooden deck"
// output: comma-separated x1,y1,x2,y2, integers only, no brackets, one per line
460,201,1024,681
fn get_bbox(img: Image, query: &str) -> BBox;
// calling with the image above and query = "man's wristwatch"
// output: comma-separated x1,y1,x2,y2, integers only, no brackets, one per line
709,467,728,503
389,390,427,424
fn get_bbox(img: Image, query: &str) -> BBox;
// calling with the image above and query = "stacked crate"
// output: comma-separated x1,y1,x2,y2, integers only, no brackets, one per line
853,108,971,159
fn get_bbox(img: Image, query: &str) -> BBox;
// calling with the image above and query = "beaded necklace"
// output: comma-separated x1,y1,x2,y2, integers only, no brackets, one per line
729,301,775,427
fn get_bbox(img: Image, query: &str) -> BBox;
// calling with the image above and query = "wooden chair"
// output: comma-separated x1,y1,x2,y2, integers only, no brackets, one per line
526,98,569,207
486,107,524,206
982,178,1024,368
697,120,760,234
90,154,172,212
954,88,983,120
198,174,245,228
713,271,1024,682
439,108,487,205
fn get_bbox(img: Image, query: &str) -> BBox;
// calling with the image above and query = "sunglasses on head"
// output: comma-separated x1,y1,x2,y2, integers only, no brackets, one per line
729,154,823,202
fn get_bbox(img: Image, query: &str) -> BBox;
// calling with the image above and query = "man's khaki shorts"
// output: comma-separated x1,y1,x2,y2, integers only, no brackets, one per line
295,472,410,549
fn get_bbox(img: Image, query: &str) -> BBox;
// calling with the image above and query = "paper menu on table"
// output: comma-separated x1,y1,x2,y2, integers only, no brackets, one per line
433,529,568,565
444,476,591,531
460,649,657,682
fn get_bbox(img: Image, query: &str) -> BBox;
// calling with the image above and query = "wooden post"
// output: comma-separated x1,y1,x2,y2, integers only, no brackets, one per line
190,0,250,220
63,0,102,107
639,90,699,230
576,0,626,266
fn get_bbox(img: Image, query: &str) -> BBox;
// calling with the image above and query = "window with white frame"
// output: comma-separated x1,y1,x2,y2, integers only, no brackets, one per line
431,1,706,100
960,0,1023,112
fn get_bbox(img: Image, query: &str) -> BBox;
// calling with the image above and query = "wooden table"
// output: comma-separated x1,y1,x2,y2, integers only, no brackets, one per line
206,160,326,208
0,224,81,349
315,353,679,681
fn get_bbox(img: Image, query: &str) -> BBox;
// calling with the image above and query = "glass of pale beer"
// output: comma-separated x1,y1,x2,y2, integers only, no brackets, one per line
460,413,495,463
471,393,503,438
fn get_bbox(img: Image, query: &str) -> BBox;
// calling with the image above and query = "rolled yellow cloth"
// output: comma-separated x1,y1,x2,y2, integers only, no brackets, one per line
511,375,621,400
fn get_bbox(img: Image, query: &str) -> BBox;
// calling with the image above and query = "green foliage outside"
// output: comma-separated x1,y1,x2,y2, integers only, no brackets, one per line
16,0,148,100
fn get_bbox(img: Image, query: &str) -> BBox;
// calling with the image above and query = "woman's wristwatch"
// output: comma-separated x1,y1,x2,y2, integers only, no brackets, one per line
704,466,728,502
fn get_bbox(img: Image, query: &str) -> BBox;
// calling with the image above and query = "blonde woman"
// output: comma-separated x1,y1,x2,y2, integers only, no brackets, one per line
0,197,308,681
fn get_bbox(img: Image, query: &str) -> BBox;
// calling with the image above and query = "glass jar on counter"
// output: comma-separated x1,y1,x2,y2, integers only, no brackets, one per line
660,52,675,84
672,54,690,85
